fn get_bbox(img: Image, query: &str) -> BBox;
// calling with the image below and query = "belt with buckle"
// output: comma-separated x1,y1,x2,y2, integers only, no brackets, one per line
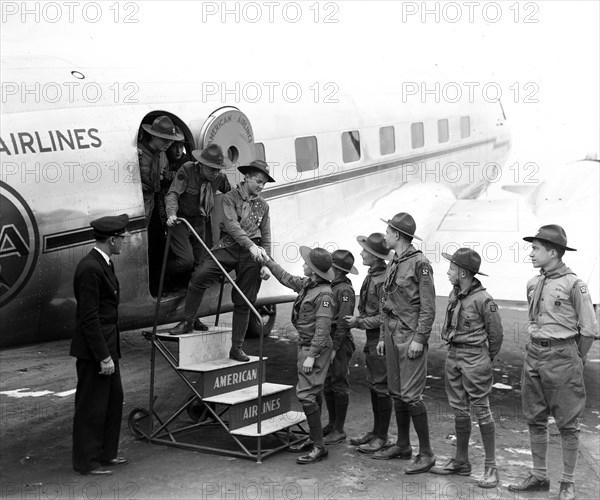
530,337,575,348
449,342,482,349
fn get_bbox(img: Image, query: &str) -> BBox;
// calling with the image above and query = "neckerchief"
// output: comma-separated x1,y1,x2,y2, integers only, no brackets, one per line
445,278,484,339
383,246,422,294
528,262,574,322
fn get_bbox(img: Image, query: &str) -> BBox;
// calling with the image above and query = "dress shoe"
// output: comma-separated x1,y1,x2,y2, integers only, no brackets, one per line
558,480,575,500
350,431,375,446
297,446,328,464
99,457,128,466
373,444,412,460
170,320,193,335
76,467,113,476
322,424,333,437
430,458,472,476
288,437,313,453
358,437,389,454
508,473,550,492
323,430,346,445
405,454,436,474
477,466,499,488
229,347,250,362
193,318,209,331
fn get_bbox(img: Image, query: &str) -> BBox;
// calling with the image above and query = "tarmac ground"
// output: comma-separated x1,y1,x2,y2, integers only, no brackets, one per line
1,298,599,500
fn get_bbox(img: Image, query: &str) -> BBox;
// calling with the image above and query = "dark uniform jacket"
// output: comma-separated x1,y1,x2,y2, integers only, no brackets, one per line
380,245,436,344
138,139,168,196
267,261,334,358
441,278,504,360
356,262,387,341
331,275,355,350
70,249,121,362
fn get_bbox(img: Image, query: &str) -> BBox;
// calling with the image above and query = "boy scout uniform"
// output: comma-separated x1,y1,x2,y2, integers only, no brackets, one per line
350,233,393,453
431,248,503,487
375,213,436,473
266,246,334,464
323,250,357,444
509,225,598,499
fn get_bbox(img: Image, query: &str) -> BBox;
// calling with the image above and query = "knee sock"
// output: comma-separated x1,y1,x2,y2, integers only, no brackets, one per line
376,395,393,440
560,431,580,483
394,399,411,449
323,390,336,428
370,391,379,435
333,393,349,433
303,402,323,448
409,401,433,456
454,416,472,464
479,421,496,467
528,427,549,480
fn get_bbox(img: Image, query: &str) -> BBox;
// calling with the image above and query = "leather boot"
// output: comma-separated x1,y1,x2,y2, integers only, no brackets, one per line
170,320,193,335
229,346,250,362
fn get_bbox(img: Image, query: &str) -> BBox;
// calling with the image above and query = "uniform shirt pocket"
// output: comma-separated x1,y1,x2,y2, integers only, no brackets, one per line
549,288,569,310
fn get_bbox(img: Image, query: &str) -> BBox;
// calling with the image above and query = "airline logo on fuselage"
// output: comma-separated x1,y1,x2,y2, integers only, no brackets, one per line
0,181,40,307
0,128,102,155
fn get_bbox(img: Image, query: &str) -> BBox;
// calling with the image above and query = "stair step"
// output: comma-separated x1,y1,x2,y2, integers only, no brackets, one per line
204,383,293,430
155,327,232,365
180,357,267,397
230,411,307,437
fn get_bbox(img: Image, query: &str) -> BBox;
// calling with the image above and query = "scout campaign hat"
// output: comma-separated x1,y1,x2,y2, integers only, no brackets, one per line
380,212,422,241
332,249,359,275
299,246,335,281
442,247,488,276
91,214,131,238
523,224,576,251
192,143,228,170
356,233,392,260
142,116,184,141
238,160,275,183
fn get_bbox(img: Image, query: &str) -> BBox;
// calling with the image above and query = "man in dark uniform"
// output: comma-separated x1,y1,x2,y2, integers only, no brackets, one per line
322,250,357,445
264,246,335,464
345,233,393,454
137,116,184,292
71,214,131,476
430,248,503,488
375,212,437,474
165,144,232,290
509,225,598,500
169,161,273,362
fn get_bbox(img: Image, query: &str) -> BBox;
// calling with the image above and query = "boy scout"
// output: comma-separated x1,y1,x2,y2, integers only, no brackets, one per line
265,247,335,464
509,225,598,500
375,212,436,473
165,144,231,281
430,248,503,488
322,250,357,445
169,161,273,362
345,233,393,453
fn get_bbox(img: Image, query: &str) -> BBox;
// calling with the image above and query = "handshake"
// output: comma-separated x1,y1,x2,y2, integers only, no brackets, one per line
249,244,270,264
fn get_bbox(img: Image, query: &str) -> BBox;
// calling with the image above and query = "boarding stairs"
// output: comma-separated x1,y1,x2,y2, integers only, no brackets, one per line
128,219,306,462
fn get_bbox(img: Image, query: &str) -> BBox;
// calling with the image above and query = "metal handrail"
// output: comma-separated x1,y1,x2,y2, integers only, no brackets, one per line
172,217,266,443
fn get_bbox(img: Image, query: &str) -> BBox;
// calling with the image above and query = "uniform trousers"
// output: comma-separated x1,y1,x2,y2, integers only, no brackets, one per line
72,359,123,473
383,318,427,404
185,243,262,345
324,336,355,395
364,331,388,396
167,215,207,276
297,346,333,405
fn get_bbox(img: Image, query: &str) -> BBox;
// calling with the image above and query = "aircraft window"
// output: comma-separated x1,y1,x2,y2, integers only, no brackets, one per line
295,136,319,172
255,142,266,161
379,126,395,155
411,122,424,149
461,116,471,138
342,131,361,163
438,119,449,143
